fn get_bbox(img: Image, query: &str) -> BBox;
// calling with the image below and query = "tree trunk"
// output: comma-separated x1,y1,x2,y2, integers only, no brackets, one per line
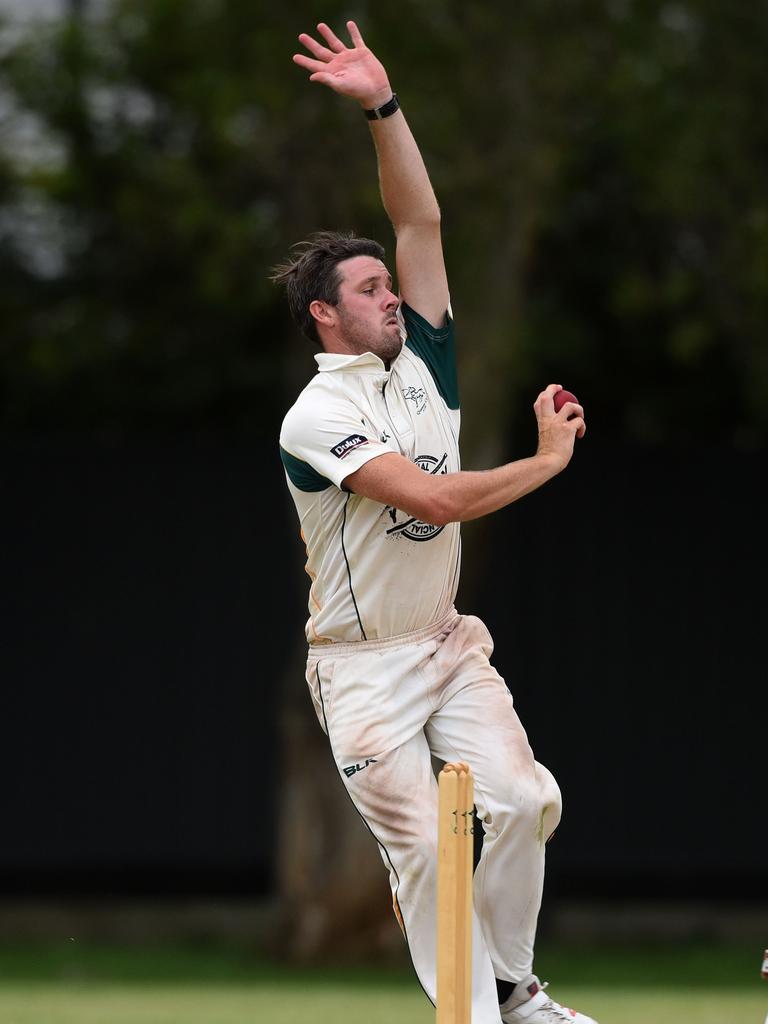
272,644,405,964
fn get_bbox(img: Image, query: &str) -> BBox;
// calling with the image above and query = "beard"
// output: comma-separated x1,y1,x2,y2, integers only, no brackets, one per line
336,307,404,365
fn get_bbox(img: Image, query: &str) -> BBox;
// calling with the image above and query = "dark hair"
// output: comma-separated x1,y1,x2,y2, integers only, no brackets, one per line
270,230,385,344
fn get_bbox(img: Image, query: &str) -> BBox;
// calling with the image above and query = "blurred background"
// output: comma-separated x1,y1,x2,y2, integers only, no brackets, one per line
1,1,766,1021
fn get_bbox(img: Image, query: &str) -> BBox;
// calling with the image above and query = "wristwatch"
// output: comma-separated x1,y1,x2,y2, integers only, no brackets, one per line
364,93,400,120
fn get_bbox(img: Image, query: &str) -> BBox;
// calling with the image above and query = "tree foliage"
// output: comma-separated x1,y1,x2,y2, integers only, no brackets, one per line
1,1,767,446
0,2,372,432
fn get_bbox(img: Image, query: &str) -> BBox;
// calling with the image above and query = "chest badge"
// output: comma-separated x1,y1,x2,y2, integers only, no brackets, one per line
402,385,427,415
385,453,448,542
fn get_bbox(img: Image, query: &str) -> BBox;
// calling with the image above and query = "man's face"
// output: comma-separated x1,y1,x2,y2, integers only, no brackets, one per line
330,256,403,364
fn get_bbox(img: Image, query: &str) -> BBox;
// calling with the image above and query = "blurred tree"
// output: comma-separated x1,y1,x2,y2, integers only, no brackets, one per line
2,0,767,961
523,1,768,449
3,0,766,444
0,0,375,434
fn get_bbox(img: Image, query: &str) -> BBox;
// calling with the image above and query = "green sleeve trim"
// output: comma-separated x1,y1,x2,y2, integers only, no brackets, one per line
280,446,332,492
402,302,459,410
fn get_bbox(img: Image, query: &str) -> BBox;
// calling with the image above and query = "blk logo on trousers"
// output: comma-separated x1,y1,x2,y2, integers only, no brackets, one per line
343,758,378,778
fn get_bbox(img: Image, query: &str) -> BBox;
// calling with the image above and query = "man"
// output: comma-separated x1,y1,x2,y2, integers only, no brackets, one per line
275,20,596,1024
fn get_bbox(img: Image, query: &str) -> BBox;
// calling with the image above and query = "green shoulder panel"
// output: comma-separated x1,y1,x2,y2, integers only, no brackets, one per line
402,302,460,410
280,446,332,492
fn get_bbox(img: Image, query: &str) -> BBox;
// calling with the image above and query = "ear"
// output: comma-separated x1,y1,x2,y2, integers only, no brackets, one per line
309,299,336,329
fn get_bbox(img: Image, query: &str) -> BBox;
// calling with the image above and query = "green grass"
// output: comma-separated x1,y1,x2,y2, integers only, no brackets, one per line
0,942,765,1024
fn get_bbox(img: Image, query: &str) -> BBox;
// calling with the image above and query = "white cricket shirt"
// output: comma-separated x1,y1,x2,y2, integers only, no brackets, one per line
279,303,461,644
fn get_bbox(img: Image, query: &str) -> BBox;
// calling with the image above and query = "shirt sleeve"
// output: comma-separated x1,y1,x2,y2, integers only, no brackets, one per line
401,301,459,410
280,393,391,492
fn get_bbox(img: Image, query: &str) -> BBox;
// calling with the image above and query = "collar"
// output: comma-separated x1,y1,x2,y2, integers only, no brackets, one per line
314,350,391,375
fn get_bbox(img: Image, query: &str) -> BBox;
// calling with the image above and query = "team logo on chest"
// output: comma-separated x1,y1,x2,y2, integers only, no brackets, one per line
402,385,427,415
385,453,448,542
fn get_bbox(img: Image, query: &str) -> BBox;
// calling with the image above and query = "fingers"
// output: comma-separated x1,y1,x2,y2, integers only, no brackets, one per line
534,383,561,416
346,20,366,47
316,21,346,52
297,31,336,62
555,400,586,439
292,53,327,74
294,22,365,80
559,401,584,421
559,410,586,439
533,384,586,443
308,72,335,87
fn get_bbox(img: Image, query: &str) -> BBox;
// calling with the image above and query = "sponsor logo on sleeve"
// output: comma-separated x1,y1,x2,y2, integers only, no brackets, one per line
331,434,368,459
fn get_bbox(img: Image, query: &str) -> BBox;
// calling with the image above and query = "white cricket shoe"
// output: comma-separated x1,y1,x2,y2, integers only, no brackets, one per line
500,975,599,1023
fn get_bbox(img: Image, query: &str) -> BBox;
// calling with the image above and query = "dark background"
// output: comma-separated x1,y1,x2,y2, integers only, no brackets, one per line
3,438,764,904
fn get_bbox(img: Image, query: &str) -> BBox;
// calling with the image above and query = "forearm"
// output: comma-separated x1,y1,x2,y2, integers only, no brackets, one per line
432,453,564,524
365,104,441,228
346,387,583,523
293,23,440,230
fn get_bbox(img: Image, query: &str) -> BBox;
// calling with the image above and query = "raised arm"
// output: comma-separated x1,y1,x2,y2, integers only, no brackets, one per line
293,21,449,328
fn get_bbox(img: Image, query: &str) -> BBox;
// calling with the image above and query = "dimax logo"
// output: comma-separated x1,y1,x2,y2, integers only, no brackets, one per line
331,434,368,459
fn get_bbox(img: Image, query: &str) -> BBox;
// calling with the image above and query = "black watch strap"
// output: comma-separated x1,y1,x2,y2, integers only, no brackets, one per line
364,93,400,120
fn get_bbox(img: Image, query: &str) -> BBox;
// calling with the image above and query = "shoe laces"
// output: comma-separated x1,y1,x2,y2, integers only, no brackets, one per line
537,982,577,1022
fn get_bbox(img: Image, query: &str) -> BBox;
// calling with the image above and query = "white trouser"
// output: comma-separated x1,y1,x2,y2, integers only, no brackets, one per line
306,609,562,1024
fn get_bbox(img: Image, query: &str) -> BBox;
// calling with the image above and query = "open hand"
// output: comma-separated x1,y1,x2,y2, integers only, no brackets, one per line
293,21,392,109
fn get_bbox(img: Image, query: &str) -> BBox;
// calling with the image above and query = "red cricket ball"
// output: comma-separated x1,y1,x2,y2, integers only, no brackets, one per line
553,389,579,415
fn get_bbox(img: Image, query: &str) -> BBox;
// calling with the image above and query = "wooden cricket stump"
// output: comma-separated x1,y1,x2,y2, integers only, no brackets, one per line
436,762,474,1024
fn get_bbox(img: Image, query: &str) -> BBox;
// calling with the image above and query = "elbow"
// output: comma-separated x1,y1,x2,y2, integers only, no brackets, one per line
421,490,459,528
399,476,460,527
395,206,441,231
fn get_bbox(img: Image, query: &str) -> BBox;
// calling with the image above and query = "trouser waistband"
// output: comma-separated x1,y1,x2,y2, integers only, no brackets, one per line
308,607,459,658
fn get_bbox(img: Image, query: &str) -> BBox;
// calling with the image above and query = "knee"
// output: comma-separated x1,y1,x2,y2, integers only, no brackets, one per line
536,762,562,841
486,764,562,843
393,818,438,880
388,827,438,906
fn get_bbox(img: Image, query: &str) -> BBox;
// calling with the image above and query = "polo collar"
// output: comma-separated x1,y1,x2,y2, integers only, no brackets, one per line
315,351,390,375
